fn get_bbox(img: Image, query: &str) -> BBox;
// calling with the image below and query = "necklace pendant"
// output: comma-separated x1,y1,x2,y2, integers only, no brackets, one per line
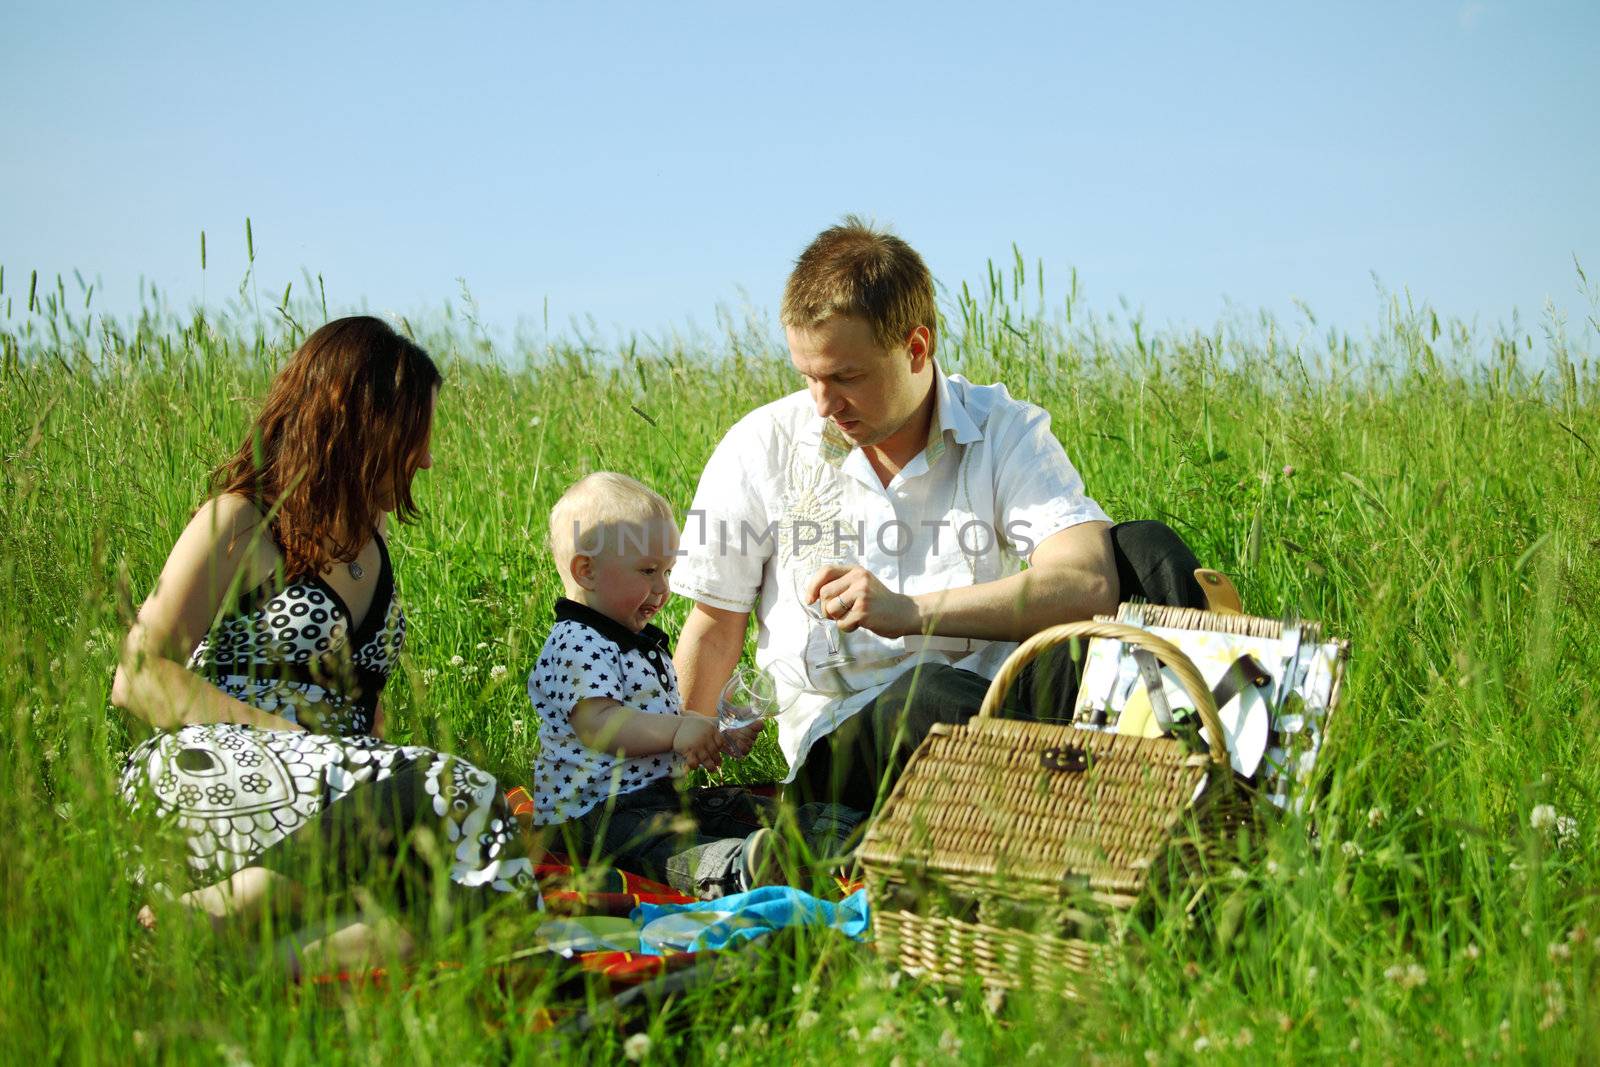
348,560,365,580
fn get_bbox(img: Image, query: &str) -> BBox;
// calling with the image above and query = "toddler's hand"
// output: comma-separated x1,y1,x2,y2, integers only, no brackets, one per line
719,720,763,759
672,716,723,773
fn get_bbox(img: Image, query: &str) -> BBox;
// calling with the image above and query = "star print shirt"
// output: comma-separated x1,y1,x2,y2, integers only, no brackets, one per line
527,598,684,824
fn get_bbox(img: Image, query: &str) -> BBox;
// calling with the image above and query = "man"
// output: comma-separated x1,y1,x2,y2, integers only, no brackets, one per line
670,217,1206,814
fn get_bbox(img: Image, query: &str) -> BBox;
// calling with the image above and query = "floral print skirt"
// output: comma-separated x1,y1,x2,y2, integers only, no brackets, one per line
120,723,540,906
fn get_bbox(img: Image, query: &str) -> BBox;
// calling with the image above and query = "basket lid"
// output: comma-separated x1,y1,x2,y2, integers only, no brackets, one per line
857,717,1211,901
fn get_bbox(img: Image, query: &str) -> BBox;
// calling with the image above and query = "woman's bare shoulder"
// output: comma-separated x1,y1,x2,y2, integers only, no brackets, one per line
169,494,279,579
188,492,268,540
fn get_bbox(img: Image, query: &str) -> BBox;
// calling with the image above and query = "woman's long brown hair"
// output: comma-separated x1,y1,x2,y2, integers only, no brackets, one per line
213,316,442,580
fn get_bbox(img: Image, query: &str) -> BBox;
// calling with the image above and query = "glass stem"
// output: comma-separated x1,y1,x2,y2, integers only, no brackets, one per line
823,620,842,656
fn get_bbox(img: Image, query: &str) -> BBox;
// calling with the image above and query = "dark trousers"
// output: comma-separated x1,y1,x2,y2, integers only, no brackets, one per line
553,781,864,895
789,520,1207,814
553,780,773,895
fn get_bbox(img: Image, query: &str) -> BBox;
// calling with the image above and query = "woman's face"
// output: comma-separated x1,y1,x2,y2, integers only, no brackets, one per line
414,391,437,473
381,388,437,512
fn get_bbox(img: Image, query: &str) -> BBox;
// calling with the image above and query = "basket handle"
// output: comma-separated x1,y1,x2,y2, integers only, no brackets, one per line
977,620,1229,768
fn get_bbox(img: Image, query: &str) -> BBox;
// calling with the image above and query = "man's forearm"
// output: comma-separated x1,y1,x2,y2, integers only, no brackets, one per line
910,563,1117,642
673,605,749,717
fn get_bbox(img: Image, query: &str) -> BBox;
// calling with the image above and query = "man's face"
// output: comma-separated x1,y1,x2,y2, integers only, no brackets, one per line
785,315,928,450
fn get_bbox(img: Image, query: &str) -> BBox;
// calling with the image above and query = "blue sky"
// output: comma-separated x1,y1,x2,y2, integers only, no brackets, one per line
3,1,1596,346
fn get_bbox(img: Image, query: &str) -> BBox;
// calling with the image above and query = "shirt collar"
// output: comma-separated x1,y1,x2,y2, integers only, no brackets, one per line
815,362,983,469
554,598,672,656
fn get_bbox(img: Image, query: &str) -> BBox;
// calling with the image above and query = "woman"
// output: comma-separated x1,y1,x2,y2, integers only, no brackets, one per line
113,316,538,949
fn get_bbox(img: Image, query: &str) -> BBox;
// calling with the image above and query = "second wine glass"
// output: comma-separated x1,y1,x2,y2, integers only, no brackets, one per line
716,663,804,732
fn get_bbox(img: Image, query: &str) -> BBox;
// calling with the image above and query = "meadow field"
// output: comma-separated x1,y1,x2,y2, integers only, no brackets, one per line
2,259,1598,1063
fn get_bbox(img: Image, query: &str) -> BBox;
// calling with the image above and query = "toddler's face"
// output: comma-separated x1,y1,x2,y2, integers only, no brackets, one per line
586,518,679,631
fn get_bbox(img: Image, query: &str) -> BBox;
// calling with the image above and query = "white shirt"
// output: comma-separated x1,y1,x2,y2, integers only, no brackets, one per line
670,366,1110,779
526,598,683,824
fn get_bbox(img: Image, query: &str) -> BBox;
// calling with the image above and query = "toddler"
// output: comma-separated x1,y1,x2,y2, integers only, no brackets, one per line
527,472,788,897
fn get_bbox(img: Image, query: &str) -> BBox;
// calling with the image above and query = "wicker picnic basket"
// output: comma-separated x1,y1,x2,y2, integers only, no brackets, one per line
856,616,1257,998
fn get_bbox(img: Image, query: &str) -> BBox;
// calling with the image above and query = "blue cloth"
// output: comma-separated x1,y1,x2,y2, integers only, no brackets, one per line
630,887,870,955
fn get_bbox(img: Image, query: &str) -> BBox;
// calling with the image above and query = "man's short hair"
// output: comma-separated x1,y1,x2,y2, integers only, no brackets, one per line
548,472,676,577
781,215,937,351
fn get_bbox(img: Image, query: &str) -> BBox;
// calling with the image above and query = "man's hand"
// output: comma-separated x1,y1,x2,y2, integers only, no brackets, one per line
672,716,723,772
805,564,920,638
718,720,764,759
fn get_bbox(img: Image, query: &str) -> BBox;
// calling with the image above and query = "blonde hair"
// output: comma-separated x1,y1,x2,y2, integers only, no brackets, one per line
548,472,676,588
781,215,938,350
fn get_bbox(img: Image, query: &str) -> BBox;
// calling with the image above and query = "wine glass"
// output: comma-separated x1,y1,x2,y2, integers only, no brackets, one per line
717,664,793,732
791,553,854,671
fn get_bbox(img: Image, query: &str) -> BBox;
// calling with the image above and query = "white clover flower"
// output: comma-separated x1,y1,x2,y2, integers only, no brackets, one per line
1549,941,1572,962
622,1032,652,1062
421,667,438,683
529,416,542,427
1235,1026,1254,1047
1341,840,1365,859
1555,815,1578,849
1367,806,1386,828
796,1010,820,1030
1464,942,1481,961
1349,1037,1361,1053
1265,859,1282,877
983,986,1006,1015
866,1021,897,1044
449,654,465,668
48,658,61,673
938,1030,963,1055
1193,1035,1212,1053
476,642,489,650
489,664,508,681
1531,804,1558,831
1306,966,1319,982
1383,961,1427,989
511,718,525,737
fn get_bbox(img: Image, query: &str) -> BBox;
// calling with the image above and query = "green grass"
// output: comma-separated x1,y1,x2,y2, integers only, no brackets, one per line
3,260,1599,1063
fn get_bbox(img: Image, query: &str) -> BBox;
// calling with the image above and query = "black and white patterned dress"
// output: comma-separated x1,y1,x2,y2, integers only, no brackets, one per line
119,534,540,903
